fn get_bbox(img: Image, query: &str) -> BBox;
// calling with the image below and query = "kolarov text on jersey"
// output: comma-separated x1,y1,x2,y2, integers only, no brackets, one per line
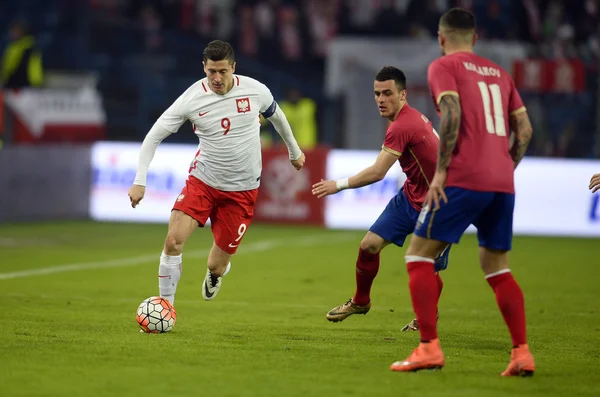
381,104,439,211
156,75,276,192
427,52,526,194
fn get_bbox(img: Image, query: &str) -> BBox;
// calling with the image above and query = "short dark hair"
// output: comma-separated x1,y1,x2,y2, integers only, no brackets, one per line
375,66,406,91
440,8,476,31
203,40,235,64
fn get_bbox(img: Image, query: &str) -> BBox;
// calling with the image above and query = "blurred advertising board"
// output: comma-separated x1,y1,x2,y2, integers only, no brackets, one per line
0,145,91,222
324,150,600,237
90,143,329,226
90,143,600,237
255,146,329,226
324,149,405,229
3,87,106,143
90,142,192,222
511,157,600,237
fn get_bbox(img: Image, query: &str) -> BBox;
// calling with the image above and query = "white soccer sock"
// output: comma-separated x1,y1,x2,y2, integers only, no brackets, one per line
158,251,182,305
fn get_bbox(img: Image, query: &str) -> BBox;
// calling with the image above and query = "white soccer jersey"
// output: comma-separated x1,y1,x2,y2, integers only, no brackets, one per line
157,75,275,192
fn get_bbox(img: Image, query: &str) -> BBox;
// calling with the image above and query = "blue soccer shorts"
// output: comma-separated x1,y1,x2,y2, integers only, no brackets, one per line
414,187,515,251
369,189,450,272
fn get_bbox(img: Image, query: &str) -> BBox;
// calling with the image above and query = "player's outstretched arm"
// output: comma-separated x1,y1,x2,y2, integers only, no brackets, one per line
509,111,533,169
128,123,172,208
311,149,398,198
590,174,600,193
266,105,304,170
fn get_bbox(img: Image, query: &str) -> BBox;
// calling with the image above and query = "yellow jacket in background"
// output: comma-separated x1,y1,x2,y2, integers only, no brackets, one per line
1,35,43,88
279,97,317,149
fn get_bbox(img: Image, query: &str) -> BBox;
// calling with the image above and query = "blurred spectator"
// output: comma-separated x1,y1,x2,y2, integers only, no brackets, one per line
405,0,443,38
279,5,303,61
237,4,259,57
479,0,509,39
371,2,408,37
1,20,44,89
16,0,593,157
541,0,578,59
140,5,163,52
305,0,341,58
279,88,317,149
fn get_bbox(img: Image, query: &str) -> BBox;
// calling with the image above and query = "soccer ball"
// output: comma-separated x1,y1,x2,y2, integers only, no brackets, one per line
136,296,177,333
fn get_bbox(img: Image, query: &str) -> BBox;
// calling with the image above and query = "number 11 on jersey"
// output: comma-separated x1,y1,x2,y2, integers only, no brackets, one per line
477,82,506,136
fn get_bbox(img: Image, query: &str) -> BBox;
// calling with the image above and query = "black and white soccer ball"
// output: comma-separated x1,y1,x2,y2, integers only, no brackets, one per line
136,296,176,333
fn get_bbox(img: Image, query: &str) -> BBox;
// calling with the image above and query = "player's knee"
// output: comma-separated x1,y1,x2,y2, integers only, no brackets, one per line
164,233,184,256
360,234,384,254
405,235,443,259
479,247,509,275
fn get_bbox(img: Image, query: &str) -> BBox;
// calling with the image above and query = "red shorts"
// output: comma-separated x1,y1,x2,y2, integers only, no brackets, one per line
172,175,258,254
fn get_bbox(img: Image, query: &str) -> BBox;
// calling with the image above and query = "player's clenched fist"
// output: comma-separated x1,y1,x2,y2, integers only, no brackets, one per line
590,173,600,193
128,184,146,208
291,152,306,170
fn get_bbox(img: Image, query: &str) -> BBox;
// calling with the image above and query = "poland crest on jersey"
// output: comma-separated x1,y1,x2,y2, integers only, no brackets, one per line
236,98,251,113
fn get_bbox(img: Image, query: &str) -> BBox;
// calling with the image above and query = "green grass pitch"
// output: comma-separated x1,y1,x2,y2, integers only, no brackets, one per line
1,221,599,397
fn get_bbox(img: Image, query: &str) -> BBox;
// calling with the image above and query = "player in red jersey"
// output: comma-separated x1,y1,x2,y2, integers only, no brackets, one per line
312,66,449,329
390,8,535,376
590,174,600,192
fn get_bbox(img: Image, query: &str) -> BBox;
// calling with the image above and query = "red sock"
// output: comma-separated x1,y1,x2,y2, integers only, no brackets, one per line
406,258,438,341
352,248,380,306
486,271,527,347
435,273,444,299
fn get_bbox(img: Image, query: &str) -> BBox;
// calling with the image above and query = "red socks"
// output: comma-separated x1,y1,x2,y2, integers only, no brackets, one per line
405,259,526,347
486,270,527,347
352,248,380,306
406,257,439,341
435,272,444,299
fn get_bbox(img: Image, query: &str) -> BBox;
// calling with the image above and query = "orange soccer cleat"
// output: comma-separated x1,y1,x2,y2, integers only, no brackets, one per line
501,344,535,377
390,338,445,372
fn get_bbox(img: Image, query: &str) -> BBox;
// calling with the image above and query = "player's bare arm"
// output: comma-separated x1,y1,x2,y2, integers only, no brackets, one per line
426,94,461,210
509,111,533,169
590,174,600,193
436,95,461,173
312,150,398,198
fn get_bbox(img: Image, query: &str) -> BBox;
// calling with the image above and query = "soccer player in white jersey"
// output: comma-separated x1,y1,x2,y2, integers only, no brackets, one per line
127,40,305,306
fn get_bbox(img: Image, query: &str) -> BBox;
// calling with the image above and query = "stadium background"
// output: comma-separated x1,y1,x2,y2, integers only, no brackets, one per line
1,1,599,397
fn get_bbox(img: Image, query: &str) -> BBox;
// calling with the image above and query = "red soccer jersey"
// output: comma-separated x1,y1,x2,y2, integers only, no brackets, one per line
428,52,526,194
382,104,439,211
